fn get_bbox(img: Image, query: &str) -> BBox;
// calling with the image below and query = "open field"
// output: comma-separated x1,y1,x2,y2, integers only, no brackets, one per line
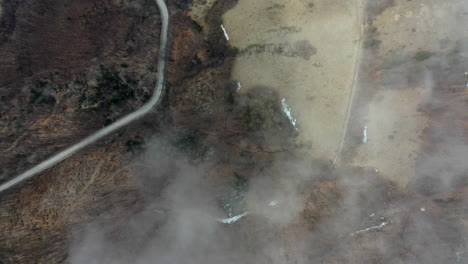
343,0,468,188
223,0,365,162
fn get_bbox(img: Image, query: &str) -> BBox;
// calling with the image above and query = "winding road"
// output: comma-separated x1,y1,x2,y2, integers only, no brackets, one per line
0,0,169,193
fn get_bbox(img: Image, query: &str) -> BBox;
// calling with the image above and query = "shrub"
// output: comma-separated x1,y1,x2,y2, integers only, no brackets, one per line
242,97,277,130
446,49,461,65
29,81,56,105
381,52,407,69
226,45,240,57
363,37,379,48
84,65,135,110
224,91,234,104
414,50,432,62
124,136,143,152
191,20,203,32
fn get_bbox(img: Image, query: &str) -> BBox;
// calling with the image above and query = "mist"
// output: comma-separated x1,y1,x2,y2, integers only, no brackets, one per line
68,0,467,263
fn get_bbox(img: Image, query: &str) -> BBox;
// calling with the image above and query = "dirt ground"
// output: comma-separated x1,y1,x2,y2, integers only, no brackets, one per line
188,0,217,29
223,0,365,162
350,88,429,188
344,0,468,188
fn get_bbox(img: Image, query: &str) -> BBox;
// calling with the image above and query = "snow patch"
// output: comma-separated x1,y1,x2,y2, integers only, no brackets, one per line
237,82,242,93
281,98,298,130
465,72,468,87
362,125,368,143
352,220,388,236
269,200,278,207
217,212,249,224
369,213,375,217
456,249,464,263
221,24,230,41
420,207,426,212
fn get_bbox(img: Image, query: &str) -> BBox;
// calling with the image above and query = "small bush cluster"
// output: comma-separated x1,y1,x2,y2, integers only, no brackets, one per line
81,65,135,110
124,135,144,152
242,96,278,131
29,80,56,105
414,50,432,62
191,20,203,32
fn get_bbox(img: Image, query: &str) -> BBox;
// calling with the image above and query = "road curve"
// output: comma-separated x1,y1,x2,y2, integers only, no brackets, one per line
0,0,169,193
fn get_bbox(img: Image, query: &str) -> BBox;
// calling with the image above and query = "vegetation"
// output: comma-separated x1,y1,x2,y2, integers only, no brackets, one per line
224,90,235,105
207,43,239,58
29,80,56,104
303,209,318,226
220,172,249,217
242,108,264,129
175,131,207,159
226,45,240,57
414,50,432,62
191,20,203,32
446,48,461,65
176,134,197,152
234,172,248,192
80,65,135,110
381,52,408,69
363,37,379,48
241,88,282,131
124,135,144,152
103,118,114,127
35,80,47,88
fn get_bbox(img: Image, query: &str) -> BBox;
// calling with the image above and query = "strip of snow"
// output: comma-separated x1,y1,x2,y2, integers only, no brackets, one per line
353,221,388,235
221,24,230,41
362,125,368,143
217,212,249,224
269,200,278,207
465,72,468,87
369,213,375,217
281,98,298,130
456,249,463,263
237,82,242,93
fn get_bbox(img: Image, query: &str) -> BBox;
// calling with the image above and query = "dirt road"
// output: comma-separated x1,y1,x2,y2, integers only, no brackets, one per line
0,0,169,193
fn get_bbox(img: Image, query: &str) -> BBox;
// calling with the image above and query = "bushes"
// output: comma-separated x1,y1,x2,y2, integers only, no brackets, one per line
363,37,379,49
381,52,408,69
29,80,56,105
414,50,432,62
446,49,461,65
80,65,135,110
224,91,234,104
191,20,203,32
124,136,143,152
242,95,278,131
